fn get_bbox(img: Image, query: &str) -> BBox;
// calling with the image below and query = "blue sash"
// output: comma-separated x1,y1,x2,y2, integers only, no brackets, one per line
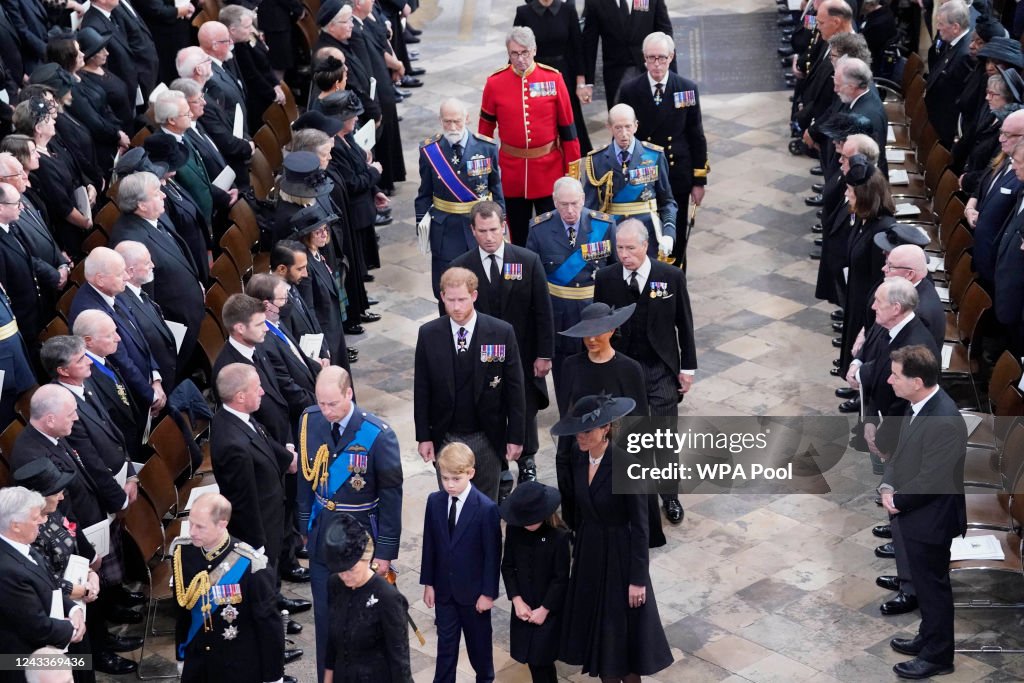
309,420,383,531
549,218,611,286
177,555,250,659
422,142,478,202
613,147,660,204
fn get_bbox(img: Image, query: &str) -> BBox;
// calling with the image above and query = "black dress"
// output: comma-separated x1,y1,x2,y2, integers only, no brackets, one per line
560,444,673,677
325,573,413,682
32,146,84,258
838,211,893,373
80,68,134,133
501,523,571,665
513,0,592,154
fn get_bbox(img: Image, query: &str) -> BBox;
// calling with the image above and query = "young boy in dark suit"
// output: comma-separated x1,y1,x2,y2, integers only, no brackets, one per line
420,442,502,682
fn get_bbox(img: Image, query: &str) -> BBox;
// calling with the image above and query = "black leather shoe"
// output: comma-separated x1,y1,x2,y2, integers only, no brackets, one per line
811,183,824,193
873,524,892,539
364,273,376,282
283,648,304,665
375,213,393,226
778,16,795,25
407,25,422,34
296,547,309,560
367,297,379,306
107,604,143,624
663,498,684,525
810,249,821,260
832,359,841,367
830,368,842,377
811,224,823,233
347,348,359,363
114,586,147,605
805,193,824,206
517,457,537,483
832,337,843,348
284,676,298,683
835,387,855,399
875,542,896,559
830,309,844,321
838,398,860,413
814,238,823,247
360,312,382,324
832,321,843,332
287,619,303,634
401,76,423,87
876,575,901,592
278,596,312,614
816,209,822,218
893,658,953,679
105,634,143,652
778,46,794,56
875,496,883,506
394,88,412,98
94,651,138,675
810,165,823,176
881,591,918,615
407,67,426,76
402,30,420,43
343,323,365,335
283,565,311,583
890,636,923,656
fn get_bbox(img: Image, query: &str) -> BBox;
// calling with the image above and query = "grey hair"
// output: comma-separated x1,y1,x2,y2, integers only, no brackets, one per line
506,26,536,51
0,152,19,176
169,77,202,100
615,218,649,245
288,128,330,153
881,276,919,312
0,487,45,534
216,363,259,404
154,90,187,125
29,383,74,422
72,308,115,340
642,31,675,55
552,176,584,199
114,240,151,267
39,335,86,380
845,133,880,163
83,246,124,280
439,98,468,117
176,46,209,80
218,3,252,29
937,0,969,31
988,74,1011,100
838,56,872,89
117,171,160,213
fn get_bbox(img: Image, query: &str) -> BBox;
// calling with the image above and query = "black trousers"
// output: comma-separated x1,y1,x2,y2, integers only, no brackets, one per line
505,196,554,247
906,534,954,665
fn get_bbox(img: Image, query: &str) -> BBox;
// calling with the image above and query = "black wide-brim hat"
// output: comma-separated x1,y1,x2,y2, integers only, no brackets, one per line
143,133,188,173
77,26,111,61
29,63,74,99
319,90,364,122
290,202,339,238
279,150,333,198
979,37,1024,69
499,481,561,527
13,457,75,496
997,66,1024,105
819,112,873,141
324,513,370,573
559,302,635,338
115,146,168,178
873,224,931,251
292,110,343,137
550,393,636,437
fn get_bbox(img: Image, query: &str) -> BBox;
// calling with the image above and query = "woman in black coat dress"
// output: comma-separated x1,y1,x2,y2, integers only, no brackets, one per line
953,70,1024,194
79,37,134,132
551,395,673,681
513,0,592,154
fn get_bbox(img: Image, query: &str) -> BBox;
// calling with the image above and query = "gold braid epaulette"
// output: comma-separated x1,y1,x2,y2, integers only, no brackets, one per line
173,545,213,630
584,154,615,214
299,412,330,493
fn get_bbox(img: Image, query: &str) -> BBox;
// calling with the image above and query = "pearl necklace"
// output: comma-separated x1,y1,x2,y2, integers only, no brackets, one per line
588,455,603,466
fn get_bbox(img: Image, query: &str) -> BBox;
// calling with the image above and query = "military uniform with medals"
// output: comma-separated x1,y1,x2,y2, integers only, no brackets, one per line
296,403,404,681
581,138,677,259
414,130,504,299
172,536,284,683
525,209,617,394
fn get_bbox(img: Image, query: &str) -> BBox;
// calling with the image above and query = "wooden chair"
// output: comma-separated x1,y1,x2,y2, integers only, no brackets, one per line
254,125,283,174
280,81,299,123
250,148,275,201
93,202,121,234
230,199,262,248
964,420,1024,532
942,280,992,409
68,261,86,286
196,312,226,383
220,225,254,280
0,456,10,487
210,254,242,295
204,282,229,330
56,284,78,321
137,455,184,550
37,316,69,344
130,126,153,149
0,420,24,460
81,228,108,253
262,103,293,149
14,385,37,424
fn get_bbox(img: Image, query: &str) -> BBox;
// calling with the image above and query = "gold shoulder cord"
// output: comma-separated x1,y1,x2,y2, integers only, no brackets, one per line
300,413,331,494
173,545,213,631
584,155,614,214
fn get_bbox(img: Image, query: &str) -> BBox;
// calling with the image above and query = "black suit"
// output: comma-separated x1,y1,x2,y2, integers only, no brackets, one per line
206,61,249,138
882,387,966,666
133,0,191,84
117,287,178,389
263,321,318,420
86,352,146,461
994,195,1024,353
210,409,292,571
162,176,213,286
925,31,973,146
194,102,250,193
113,1,158,97
108,212,203,367
581,0,672,104
299,248,350,375
449,245,553,458
212,341,292,444
0,224,42,345
14,198,67,305
81,7,140,108
0,4,24,99
282,282,330,361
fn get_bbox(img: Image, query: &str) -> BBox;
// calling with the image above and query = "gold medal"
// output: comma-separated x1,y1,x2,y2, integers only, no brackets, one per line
650,291,657,299
350,473,366,491
116,384,130,406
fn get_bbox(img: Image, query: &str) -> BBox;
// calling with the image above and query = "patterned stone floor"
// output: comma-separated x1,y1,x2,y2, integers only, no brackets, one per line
98,1,1024,681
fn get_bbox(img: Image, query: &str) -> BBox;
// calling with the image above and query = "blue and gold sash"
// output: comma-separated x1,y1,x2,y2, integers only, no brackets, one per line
305,419,382,530
422,142,478,203
178,556,250,659
549,217,612,287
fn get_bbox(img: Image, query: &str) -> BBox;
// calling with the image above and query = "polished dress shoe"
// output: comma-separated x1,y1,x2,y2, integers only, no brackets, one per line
875,542,896,558
374,213,394,226
814,238,823,247
107,603,143,624
113,586,147,605
283,565,311,583
829,368,842,377
517,457,537,483
810,165,823,176
296,547,309,560
810,249,821,260
403,29,420,43
831,321,843,332
830,309,844,321
890,636,923,656
804,193,824,206
876,575,900,592
401,75,423,87
832,359,841,367
94,651,138,675
893,658,953,679
838,398,860,413
832,337,843,348
348,347,359,359
287,619,303,634
811,182,824,193
284,677,298,683
811,223,823,233
367,297,379,306
778,46,794,56
873,524,892,538
816,209,822,218
344,323,365,335
360,312,381,324
407,67,426,76
394,89,411,98
277,596,312,614
347,348,359,363
875,496,883,506
880,591,918,615
663,498,684,525
283,648,304,664
835,387,856,398
105,633,143,652
407,25,422,34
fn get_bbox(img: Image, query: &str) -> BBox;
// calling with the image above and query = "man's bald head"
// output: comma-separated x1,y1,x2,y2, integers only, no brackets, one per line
888,244,928,284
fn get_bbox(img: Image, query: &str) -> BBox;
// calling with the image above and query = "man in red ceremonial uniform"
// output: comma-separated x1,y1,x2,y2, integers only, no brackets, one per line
480,26,582,246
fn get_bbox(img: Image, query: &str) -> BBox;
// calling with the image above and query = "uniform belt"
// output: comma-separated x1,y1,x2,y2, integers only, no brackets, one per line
547,282,594,300
314,492,379,512
0,319,19,341
432,194,491,215
609,199,658,216
501,141,557,159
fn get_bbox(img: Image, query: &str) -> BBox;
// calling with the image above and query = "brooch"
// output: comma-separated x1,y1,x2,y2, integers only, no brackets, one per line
366,594,378,608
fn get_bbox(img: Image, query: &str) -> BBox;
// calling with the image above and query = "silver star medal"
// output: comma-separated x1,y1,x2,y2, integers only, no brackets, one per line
221,604,239,623
222,624,238,640
366,594,379,608
489,376,501,388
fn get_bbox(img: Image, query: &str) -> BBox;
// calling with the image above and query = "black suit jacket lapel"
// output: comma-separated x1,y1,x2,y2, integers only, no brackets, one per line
0,539,55,587
450,488,479,545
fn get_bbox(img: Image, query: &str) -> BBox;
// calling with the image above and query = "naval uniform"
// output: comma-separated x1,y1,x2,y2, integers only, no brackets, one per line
172,536,284,683
297,403,403,682
525,209,617,395
581,138,677,259
0,285,35,427
480,62,581,246
414,130,505,299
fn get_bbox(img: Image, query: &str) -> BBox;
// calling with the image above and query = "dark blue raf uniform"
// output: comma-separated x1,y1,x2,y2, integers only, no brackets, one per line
415,131,505,298
525,209,616,394
582,139,677,258
0,285,36,427
296,404,403,683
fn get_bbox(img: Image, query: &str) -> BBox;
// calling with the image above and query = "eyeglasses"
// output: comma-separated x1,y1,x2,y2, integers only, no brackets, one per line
508,50,532,59
883,263,913,272
644,55,671,63
188,95,206,105
999,130,1023,139
213,38,233,45
0,200,23,207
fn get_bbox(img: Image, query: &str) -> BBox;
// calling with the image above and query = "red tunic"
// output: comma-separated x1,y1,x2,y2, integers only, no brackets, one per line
479,62,581,200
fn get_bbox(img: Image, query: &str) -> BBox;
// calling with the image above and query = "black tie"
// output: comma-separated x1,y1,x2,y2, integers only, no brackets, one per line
488,254,500,299
451,142,463,166
249,417,267,440
654,82,664,105
628,271,640,298
619,0,629,18
566,224,577,247
331,422,341,443
448,496,457,533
